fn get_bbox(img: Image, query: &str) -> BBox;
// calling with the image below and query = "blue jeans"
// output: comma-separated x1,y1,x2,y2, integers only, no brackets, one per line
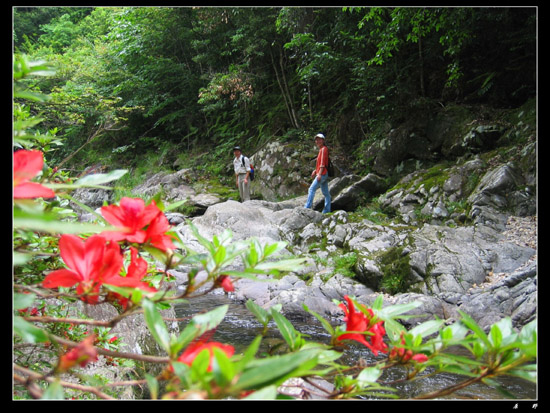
305,173,331,213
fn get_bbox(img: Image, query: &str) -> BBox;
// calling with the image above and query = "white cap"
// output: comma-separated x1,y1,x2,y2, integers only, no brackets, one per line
315,133,325,140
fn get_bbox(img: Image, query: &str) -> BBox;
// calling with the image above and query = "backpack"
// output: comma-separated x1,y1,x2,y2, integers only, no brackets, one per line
241,156,255,181
327,156,335,177
325,146,334,177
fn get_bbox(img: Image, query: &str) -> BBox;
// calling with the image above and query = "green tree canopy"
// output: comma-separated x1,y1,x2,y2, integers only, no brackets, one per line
13,6,536,170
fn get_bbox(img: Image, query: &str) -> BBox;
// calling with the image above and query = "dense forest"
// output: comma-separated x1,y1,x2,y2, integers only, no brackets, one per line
13,6,536,178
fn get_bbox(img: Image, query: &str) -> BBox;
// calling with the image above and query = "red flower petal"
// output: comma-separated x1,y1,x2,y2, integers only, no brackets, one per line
43,269,81,288
58,235,105,281
100,197,161,244
412,354,429,363
13,150,55,199
145,212,176,251
337,295,388,355
13,150,44,185
220,276,235,292
13,182,55,199
177,341,235,372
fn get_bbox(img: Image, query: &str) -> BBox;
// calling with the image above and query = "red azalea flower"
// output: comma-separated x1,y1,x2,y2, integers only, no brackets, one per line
57,335,98,372
104,247,157,308
337,295,388,356
389,332,429,364
100,197,161,244
176,340,235,372
144,211,177,251
43,235,123,304
13,150,55,199
218,275,235,292
18,307,39,316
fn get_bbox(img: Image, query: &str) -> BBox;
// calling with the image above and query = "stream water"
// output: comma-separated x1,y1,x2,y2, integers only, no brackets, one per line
174,293,536,400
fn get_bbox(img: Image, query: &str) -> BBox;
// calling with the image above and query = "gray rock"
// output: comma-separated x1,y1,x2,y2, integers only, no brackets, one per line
167,168,535,332
330,173,387,211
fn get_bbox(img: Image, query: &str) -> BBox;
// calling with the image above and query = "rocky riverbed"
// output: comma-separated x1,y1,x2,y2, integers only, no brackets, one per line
71,155,537,334
60,99,536,398
171,192,536,333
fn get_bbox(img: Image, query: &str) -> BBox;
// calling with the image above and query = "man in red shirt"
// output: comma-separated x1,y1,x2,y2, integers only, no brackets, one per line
304,133,331,213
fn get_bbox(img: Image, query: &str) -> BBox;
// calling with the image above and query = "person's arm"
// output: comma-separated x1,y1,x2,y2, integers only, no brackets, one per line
244,157,251,183
234,158,239,187
317,147,327,180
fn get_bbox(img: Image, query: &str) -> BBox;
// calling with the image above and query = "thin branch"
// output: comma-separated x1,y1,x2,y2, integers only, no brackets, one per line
23,315,112,327
14,364,116,400
48,334,170,364
412,375,483,399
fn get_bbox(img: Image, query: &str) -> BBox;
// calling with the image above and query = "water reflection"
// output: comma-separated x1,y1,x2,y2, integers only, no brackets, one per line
174,293,536,400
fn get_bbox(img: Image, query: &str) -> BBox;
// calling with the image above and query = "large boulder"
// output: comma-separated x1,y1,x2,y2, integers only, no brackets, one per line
468,163,536,230
250,140,314,201
131,169,222,216
440,260,537,331
330,173,387,211
176,200,283,248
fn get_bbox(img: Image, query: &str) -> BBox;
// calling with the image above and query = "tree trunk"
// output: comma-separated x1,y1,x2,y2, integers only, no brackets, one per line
271,50,296,129
418,36,425,97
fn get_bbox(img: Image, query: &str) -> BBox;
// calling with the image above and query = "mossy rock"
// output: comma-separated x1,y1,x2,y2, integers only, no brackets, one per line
378,246,412,295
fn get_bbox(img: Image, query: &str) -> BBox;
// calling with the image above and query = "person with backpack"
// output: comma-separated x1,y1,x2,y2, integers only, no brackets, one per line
233,146,252,202
304,133,331,214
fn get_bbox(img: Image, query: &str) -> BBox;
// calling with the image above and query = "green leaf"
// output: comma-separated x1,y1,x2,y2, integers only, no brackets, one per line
13,252,32,266
380,317,407,342
271,309,304,351
263,241,287,257
376,300,422,319
164,199,188,212
236,335,262,370
14,90,51,102
371,294,384,310
191,348,211,378
357,367,382,385
213,244,227,266
518,319,537,357
409,319,444,339
172,305,229,356
242,385,279,400
436,352,485,368
245,242,259,268
41,379,64,400
13,316,50,344
189,222,216,256
142,245,171,266
142,299,171,354
472,341,486,358
233,349,321,391
145,374,159,399
458,310,491,348
58,193,108,224
191,305,228,332
506,366,537,383
489,323,503,349
302,303,335,336
212,346,235,387
13,215,110,235
14,293,36,310
254,257,307,272
74,169,128,186
246,299,271,326
171,362,192,388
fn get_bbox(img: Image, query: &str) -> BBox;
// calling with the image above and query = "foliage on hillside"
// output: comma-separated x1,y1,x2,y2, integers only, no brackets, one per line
14,6,536,178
